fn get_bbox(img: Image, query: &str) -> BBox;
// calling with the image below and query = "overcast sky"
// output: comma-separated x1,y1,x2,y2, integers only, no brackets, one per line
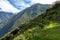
0,0,57,14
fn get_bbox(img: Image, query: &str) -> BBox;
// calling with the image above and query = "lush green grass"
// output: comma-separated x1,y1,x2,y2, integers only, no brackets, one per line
13,21,60,40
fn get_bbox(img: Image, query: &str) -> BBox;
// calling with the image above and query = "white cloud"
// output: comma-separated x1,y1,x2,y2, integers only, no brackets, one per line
31,0,57,4
17,0,57,10
0,0,57,14
10,0,30,10
0,0,20,14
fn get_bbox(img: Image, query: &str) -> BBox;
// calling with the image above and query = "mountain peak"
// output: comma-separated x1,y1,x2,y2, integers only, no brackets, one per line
31,3,42,7
0,4,50,37
33,3,42,5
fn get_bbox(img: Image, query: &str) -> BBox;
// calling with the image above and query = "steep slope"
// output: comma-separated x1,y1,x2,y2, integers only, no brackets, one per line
0,11,14,29
0,3,49,37
11,3,49,28
1,2,60,40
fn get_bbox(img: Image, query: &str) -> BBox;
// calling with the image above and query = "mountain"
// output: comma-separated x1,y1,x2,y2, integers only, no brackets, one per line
11,3,50,28
0,3,50,37
0,11,14,31
1,2,60,40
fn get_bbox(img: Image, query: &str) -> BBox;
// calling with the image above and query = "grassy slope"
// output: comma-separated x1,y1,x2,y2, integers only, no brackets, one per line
1,2,60,40
14,22,60,40
13,3,60,40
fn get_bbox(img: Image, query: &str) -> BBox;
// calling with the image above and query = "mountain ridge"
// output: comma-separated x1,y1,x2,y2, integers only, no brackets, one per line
0,2,60,40
0,11,14,29
0,3,50,37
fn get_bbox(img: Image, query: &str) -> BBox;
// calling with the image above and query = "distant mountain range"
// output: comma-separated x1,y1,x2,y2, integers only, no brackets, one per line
0,3,50,37
0,11,14,29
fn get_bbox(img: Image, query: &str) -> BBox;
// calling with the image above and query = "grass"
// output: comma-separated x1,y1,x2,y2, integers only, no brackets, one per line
13,21,60,40
45,21,60,29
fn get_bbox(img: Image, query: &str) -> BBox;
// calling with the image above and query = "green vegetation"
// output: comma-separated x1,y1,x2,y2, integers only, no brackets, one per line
13,22,60,40
0,1,60,40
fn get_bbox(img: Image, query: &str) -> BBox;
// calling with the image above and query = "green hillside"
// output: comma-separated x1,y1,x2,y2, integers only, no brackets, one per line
0,3,49,38
1,1,60,40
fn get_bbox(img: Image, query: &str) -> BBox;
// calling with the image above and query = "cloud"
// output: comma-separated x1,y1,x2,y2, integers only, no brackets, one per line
31,0,57,4
0,0,57,14
8,0,31,10
0,0,20,14
9,0,57,10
